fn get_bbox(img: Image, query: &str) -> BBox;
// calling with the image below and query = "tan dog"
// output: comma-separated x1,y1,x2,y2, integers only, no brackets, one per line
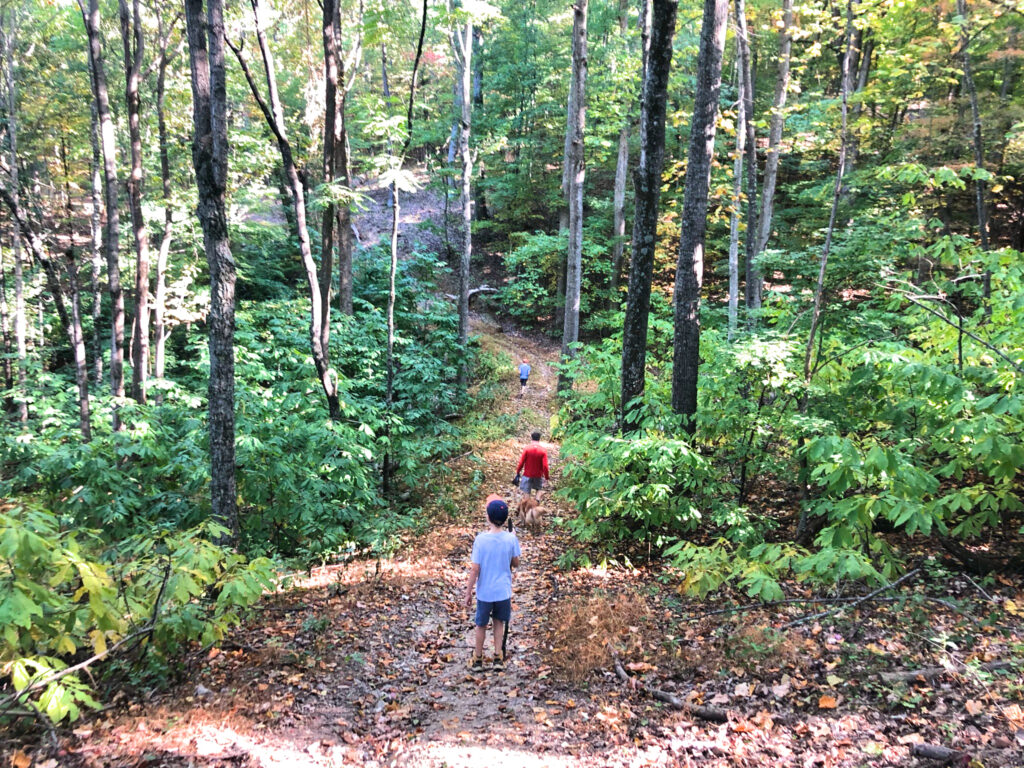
517,494,546,531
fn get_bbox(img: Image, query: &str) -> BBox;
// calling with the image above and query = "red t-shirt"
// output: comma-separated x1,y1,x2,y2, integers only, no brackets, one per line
516,444,549,479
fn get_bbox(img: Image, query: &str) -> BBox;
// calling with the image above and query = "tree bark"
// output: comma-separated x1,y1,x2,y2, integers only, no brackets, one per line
120,0,149,404
87,54,104,388
0,246,10,401
727,33,744,341
453,15,474,390
336,1,361,317
80,0,126,431
153,12,178,400
185,0,238,541
670,0,728,433
558,0,588,394
754,0,793,263
607,0,631,306
231,0,340,419
619,0,678,431
734,0,760,314
2,14,28,424
65,250,93,441
320,0,341,383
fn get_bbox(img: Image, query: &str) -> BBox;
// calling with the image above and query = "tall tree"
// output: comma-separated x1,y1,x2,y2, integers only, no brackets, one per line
608,0,632,304
153,11,179,398
452,8,474,388
727,24,745,340
753,0,793,261
185,0,238,540
670,0,728,432
80,0,126,431
230,0,341,419
120,0,150,404
619,0,679,430
87,54,104,387
734,0,760,314
558,0,588,394
1,12,27,424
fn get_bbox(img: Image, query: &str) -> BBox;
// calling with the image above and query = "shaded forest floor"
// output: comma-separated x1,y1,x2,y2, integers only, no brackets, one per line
23,315,1023,768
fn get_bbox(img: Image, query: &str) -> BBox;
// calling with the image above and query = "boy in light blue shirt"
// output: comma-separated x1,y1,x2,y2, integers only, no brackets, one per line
518,358,531,395
464,495,521,671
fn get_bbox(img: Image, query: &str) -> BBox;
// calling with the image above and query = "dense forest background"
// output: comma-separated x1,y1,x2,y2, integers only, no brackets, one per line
0,0,1022,760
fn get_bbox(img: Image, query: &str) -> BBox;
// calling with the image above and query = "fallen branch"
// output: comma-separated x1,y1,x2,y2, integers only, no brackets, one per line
444,285,498,302
608,646,729,723
910,742,965,761
879,659,1019,684
781,568,921,629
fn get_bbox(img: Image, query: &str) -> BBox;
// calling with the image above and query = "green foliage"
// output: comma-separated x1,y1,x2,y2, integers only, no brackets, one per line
0,504,274,723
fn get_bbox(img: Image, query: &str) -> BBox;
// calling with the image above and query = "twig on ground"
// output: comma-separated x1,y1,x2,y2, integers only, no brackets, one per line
608,644,729,723
878,659,1019,684
781,569,921,629
962,574,995,602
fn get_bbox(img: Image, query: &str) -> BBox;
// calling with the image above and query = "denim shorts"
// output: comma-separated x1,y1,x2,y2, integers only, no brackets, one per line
475,598,512,627
519,476,543,494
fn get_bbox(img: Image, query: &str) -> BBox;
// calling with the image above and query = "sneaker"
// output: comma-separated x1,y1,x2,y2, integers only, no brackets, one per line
490,654,505,672
468,655,485,672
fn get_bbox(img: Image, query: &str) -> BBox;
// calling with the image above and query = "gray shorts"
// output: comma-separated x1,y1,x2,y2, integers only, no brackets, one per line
519,476,543,494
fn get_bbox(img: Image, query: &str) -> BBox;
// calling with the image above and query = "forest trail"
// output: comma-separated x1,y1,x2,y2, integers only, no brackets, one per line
66,321,669,768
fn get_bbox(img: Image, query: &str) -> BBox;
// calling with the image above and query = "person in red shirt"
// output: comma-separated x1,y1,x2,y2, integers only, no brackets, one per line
514,432,549,496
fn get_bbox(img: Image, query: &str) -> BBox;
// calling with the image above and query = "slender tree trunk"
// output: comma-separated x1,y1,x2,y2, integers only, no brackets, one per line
153,14,176,399
955,0,990,305
0,246,11,401
454,17,474,388
559,0,588,394
65,250,92,441
610,125,629,305
802,1,854,385
727,33,744,341
754,0,793,260
231,0,340,419
734,0,760,314
120,0,150,404
80,0,126,431
337,0,362,317
185,0,238,541
670,0,728,433
619,0,679,431
321,0,341,377
2,15,28,424
88,60,104,388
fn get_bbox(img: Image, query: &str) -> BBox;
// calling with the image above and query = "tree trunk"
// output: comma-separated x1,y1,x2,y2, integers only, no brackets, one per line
734,0,760,314
610,125,629,306
559,0,588,394
754,0,793,263
2,14,28,424
88,56,104,388
955,0,990,307
80,0,126,431
802,1,854,386
727,30,744,341
337,1,361,317
153,13,177,400
0,246,12,403
120,0,150,404
670,0,728,433
231,0,340,419
619,0,679,431
320,0,341,378
185,0,238,541
454,17,474,390
65,250,93,441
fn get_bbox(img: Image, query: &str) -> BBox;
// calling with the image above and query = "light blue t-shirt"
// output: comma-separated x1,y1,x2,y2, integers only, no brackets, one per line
471,531,521,602
519,363,531,379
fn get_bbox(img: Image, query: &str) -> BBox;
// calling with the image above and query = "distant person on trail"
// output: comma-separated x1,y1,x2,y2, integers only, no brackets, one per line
513,431,549,497
464,494,521,672
518,358,531,395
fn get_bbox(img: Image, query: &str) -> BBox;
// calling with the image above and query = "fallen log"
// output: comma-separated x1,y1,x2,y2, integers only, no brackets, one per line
608,647,729,723
444,285,499,303
879,659,1019,684
910,742,965,761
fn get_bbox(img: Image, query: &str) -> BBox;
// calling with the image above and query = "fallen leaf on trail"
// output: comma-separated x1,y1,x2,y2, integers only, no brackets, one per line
771,681,791,698
826,674,844,687
734,682,752,697
965,700,984,716
865,643,886,655
818,694,838,709
1004,599,1020,616
626,662,654,673
10,751,30,768
733,720,756,733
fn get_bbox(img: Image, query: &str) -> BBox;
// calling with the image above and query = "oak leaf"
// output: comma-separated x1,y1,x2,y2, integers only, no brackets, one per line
818,694,839,709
